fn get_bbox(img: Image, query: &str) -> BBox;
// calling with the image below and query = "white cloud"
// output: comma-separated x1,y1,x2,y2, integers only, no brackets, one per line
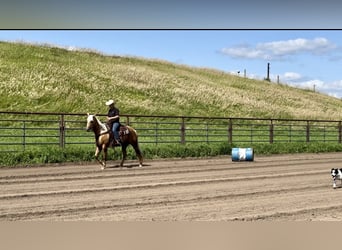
300,79,325,89
221,45,269,60
328,80,342,89
321,80,342,98
258,37,335,56
282,72,302,81
296,79,342,93
278,71,323,89
221,37,336,60
281,76,342,98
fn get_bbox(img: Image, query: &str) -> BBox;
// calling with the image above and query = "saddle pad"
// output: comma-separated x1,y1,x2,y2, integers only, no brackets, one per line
119,126,130,136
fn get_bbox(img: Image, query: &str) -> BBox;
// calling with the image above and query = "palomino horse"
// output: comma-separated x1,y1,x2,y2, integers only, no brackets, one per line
86,114,143,170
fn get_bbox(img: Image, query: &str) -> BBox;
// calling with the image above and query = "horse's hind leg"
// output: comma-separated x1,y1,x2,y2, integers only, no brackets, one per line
133,144,143,168
120,145,127,168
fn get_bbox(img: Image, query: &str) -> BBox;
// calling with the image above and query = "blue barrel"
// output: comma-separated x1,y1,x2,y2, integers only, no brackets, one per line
231,148,254,161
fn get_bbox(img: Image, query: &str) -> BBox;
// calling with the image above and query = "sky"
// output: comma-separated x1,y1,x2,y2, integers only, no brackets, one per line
1,30,342,98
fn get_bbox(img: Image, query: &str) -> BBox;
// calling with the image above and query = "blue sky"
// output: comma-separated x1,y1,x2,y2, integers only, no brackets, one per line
1,30,342,98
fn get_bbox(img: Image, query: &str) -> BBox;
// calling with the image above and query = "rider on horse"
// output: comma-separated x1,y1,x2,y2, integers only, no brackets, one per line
106,99,121,146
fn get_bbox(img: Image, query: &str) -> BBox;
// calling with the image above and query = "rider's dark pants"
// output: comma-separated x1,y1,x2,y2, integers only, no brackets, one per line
112,122,120,141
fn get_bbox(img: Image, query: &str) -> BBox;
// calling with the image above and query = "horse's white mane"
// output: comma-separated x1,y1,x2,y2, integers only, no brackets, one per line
87,114,108,132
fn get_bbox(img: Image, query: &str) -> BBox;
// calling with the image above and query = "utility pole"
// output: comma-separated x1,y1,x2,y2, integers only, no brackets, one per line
266,62,270,81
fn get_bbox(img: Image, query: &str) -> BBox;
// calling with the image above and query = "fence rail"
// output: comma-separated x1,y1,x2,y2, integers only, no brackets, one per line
1,111,342,152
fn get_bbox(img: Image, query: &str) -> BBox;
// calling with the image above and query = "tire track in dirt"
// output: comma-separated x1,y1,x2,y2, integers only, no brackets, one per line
0,184,328,221
1,153,340,181
0,156,337,185
0,170,328,200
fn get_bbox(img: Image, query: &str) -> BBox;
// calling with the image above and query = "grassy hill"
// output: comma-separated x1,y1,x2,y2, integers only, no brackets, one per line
1,41,342,120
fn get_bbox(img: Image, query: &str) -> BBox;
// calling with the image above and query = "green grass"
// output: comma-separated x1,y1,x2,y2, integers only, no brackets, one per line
1,41,342,119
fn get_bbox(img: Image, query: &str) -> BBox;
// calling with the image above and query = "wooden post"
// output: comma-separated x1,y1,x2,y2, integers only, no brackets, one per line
22,121,26,151
339,121,342,143
180,117,185,144
306,121,310,143
59,114,65,148
266,62,270,81
228,119,233,144
269,120,274,144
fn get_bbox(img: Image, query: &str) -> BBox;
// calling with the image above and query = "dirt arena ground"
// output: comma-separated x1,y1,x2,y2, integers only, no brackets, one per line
1,153,342,221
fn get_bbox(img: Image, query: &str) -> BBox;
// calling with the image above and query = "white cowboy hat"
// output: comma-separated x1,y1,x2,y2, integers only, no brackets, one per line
105,99,114,106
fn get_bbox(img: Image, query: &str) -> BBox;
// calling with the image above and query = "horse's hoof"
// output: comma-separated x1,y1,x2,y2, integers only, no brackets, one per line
139,164,143,168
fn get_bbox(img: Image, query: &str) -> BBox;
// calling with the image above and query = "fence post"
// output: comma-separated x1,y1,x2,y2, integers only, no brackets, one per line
59,114,65,148
339,121,342,143
269,119,274,144
306,121,310,143
206,122,209,143
155,122,158,145
22,121,26,151
228,118,232,144
180,117,185,144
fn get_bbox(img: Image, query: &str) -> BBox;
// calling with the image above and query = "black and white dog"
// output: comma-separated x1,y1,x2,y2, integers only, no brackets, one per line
331,168,342,189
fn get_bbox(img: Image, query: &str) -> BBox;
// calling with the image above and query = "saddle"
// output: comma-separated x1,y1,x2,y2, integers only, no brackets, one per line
106,124,130,146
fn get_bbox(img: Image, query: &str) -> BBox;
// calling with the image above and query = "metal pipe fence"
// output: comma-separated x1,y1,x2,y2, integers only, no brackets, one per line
0,111,341,152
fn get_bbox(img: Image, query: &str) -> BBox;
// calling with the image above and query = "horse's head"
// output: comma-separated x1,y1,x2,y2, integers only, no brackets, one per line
86,114,96,132
86,113,107,133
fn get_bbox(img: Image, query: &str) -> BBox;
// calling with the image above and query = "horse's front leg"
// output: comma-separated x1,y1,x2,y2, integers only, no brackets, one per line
95,146,105,170
102,147,108,170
